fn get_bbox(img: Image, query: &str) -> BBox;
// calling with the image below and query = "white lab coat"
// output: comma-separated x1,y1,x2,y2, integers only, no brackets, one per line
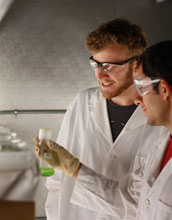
45,87,167,220
70,124,169,219
136,131,172,220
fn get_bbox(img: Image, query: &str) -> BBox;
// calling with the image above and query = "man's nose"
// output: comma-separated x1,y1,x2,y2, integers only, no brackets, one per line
95,67,108,79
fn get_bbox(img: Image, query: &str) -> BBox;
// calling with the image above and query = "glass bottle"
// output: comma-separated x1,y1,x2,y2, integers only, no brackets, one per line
39,128,55,177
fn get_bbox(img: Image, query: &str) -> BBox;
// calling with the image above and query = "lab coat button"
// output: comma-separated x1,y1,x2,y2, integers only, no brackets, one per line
145,199,150,207
110,154,117,159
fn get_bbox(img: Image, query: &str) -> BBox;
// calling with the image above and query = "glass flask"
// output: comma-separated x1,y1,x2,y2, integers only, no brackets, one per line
39,128,55,177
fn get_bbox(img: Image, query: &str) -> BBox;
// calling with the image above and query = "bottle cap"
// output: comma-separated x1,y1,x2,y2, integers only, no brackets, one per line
39,128,52,140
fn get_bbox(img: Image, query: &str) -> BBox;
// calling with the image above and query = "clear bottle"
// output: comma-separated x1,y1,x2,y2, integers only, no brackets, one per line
39,128,55,177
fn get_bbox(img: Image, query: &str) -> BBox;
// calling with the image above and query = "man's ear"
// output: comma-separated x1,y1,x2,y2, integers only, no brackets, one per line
159,80,172,100
133,62,140,79
133,60,138,71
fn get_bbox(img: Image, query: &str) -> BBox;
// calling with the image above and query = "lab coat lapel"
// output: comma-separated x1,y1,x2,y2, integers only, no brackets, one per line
152,158,172,194
145,133,170,196
89,95,146,145
116,106,147,139
89,92,113,146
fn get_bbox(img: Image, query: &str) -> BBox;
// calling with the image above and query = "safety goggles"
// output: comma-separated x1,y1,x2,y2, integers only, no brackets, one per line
134,77,161,96
89,56,136,73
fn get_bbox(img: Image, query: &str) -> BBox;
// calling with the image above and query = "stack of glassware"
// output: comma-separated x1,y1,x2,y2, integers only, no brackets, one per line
0,126,26,152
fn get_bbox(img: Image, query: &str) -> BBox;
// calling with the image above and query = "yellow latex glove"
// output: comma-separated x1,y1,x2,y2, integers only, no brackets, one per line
34,137,80,177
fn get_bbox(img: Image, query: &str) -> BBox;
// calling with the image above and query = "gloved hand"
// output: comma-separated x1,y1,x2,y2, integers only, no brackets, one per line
34,137,80,177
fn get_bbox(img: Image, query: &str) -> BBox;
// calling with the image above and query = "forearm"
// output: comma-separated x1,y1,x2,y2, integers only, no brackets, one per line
71,164,125,218
71,164,137,219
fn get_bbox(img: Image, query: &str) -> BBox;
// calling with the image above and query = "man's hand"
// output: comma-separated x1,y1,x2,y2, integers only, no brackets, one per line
34,137,81,177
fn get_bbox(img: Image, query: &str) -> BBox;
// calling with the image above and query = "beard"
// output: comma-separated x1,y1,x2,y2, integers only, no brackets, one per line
100,86,122,99
99,64,134,99
100,78,133,99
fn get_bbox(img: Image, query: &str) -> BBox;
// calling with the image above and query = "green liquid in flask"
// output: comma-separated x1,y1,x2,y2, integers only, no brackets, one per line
40,167,55,176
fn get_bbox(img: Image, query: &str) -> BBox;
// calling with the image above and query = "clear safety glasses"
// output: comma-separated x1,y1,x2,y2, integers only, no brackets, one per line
89,56,136,73
134,77,161,97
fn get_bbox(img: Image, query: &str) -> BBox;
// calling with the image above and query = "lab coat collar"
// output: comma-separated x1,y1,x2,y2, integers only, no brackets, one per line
88,90,113,146
88,90,147,146
114,106,147,143
122,106,147,133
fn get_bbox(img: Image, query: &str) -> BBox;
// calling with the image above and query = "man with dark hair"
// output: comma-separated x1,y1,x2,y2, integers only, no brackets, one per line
37,19,167,220
133,40,172,219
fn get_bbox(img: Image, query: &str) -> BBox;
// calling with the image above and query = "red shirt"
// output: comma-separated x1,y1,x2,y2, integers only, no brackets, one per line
160,135,172,172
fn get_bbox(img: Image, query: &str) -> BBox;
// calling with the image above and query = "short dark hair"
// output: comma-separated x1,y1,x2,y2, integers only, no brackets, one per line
86,18,148,57
138,40,172,87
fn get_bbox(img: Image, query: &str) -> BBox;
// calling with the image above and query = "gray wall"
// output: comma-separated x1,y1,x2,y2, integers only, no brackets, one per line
115,0,172,45
0,0,115,217
0,0,171,217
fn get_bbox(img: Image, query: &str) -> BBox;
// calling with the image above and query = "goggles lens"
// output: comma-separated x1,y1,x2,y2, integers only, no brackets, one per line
134,77,161,96
89,56,136,73
89,59,123,72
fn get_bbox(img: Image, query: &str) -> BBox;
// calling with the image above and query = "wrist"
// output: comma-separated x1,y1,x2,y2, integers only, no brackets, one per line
73,163,82,178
